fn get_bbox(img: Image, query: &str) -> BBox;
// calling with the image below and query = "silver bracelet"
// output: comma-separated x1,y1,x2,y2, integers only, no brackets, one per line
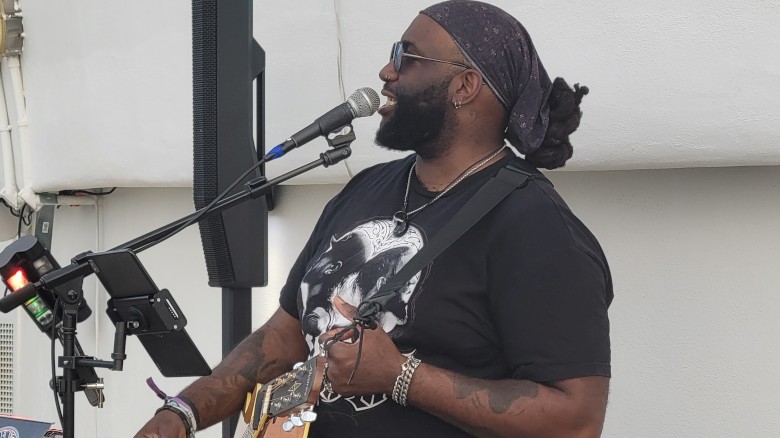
391,355,421,406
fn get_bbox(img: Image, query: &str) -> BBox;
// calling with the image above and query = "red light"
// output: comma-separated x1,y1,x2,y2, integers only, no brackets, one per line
7,269,29,291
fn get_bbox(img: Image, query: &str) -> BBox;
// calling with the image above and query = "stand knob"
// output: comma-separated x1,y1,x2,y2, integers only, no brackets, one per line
82,378,105,408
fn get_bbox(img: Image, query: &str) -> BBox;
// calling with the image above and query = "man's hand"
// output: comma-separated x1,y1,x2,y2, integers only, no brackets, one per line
321,296,406,397
320,296,609,437
133,410,186,438
132,307,307,437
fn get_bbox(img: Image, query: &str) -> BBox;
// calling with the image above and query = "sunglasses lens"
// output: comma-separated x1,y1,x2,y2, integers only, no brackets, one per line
392,42,402,72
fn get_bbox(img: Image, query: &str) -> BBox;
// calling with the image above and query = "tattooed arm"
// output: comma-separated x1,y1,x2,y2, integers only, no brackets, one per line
134,307,307,437
407,364,609,438
325,322,609,438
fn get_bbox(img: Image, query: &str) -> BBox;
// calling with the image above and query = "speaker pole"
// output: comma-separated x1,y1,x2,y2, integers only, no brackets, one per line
192,2,268,437
222,287,251,438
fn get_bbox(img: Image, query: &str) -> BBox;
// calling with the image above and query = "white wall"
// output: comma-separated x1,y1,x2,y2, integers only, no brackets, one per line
2,166,779,437
547,166,780,437
14,0,780,191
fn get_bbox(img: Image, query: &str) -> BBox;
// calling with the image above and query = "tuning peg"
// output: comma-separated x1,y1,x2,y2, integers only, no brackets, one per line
293,362,304,369
300,408,317,423
282,420,294,432
290,414,304,427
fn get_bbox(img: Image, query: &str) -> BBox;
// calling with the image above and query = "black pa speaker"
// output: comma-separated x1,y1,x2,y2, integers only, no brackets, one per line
192,0,268,288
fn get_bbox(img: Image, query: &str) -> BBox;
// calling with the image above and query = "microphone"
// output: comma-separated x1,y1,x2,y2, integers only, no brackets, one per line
0,281,39,313
265,87,380,160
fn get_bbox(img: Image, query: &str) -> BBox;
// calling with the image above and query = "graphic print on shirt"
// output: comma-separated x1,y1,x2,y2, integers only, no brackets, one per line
298,219,424,410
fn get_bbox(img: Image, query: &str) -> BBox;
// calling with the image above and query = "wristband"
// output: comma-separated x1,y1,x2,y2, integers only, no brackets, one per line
147,378,198,438
156,397,197,438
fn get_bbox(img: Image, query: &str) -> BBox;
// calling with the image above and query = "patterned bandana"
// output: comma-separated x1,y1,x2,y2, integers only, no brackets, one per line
421,0,552,156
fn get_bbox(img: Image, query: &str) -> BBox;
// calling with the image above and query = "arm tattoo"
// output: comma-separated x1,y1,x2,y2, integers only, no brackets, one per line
181,326,294,428
452,374,540,415
236,329,273,382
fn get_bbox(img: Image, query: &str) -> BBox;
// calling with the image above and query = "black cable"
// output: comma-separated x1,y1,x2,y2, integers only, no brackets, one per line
14,203,34,234
16,204,25,238
0,198,14,215
0,198,13,212
51,299,64,426
22,205,33,226
59,188,117,197
1,198,31,220
135,157,266,253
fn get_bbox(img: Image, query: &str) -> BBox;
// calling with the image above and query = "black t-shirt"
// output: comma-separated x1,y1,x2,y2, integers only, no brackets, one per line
279,154,612,437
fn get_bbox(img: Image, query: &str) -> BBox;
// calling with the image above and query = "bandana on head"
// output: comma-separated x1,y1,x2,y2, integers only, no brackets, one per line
421,0,552,156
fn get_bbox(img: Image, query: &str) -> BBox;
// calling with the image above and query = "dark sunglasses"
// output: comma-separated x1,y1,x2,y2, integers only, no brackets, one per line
390,41,471,73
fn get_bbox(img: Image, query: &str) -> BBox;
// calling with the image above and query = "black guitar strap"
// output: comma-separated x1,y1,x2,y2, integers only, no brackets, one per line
355,162,537,323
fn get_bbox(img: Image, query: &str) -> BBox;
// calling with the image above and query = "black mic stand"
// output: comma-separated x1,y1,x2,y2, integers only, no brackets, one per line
1,140,353,438
53,278,127,438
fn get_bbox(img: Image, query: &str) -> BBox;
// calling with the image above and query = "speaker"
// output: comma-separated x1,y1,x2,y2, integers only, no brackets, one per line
192,0,267,288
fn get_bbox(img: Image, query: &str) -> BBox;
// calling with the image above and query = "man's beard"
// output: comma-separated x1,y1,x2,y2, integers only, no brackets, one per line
375,78,456,160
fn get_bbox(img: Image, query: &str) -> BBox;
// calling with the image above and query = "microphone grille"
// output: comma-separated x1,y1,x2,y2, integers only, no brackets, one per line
348,87,380,118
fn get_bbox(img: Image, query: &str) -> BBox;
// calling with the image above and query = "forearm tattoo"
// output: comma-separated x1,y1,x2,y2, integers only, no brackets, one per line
181,327,287,428
452,374,540,415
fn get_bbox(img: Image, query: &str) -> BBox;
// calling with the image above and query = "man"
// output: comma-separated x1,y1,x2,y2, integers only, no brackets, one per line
136,1,611,437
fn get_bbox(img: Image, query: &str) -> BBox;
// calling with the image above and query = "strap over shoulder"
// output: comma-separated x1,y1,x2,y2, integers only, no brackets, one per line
355,161,534,323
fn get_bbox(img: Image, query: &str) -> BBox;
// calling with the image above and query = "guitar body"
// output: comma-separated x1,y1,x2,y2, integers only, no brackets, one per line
236,357,323,438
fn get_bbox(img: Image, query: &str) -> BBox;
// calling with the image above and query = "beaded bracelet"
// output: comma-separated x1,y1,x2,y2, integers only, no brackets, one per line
391,355,422,406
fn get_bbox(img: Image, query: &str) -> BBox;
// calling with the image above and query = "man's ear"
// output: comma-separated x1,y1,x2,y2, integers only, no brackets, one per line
451,69,484,107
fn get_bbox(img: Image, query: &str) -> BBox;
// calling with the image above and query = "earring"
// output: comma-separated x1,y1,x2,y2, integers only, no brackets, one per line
454,100,462,109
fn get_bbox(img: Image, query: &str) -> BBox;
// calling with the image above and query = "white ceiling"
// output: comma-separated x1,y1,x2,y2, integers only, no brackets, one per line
13,0,780,191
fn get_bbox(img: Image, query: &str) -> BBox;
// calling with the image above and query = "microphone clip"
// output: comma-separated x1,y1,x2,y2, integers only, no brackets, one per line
320,124,355,168
326,124,356,149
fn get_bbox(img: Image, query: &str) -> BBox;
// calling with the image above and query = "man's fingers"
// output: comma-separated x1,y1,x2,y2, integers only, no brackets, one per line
320,325,360,348
316,296,363,351
333,295,358,320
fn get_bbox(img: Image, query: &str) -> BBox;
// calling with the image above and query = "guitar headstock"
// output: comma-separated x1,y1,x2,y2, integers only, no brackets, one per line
246,355,323,434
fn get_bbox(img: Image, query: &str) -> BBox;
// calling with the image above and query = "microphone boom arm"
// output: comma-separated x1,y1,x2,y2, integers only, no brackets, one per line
116,144,352,254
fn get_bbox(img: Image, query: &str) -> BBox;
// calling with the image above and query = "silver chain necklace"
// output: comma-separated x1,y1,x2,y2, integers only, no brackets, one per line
392,144,507,237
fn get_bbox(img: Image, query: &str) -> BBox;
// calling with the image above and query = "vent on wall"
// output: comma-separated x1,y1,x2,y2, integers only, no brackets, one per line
0,323,12,414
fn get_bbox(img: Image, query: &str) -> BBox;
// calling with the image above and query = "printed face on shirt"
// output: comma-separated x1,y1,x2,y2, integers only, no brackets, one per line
299,219,424,356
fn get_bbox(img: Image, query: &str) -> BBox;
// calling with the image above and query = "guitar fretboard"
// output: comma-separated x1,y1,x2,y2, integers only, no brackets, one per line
239,424,254,438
